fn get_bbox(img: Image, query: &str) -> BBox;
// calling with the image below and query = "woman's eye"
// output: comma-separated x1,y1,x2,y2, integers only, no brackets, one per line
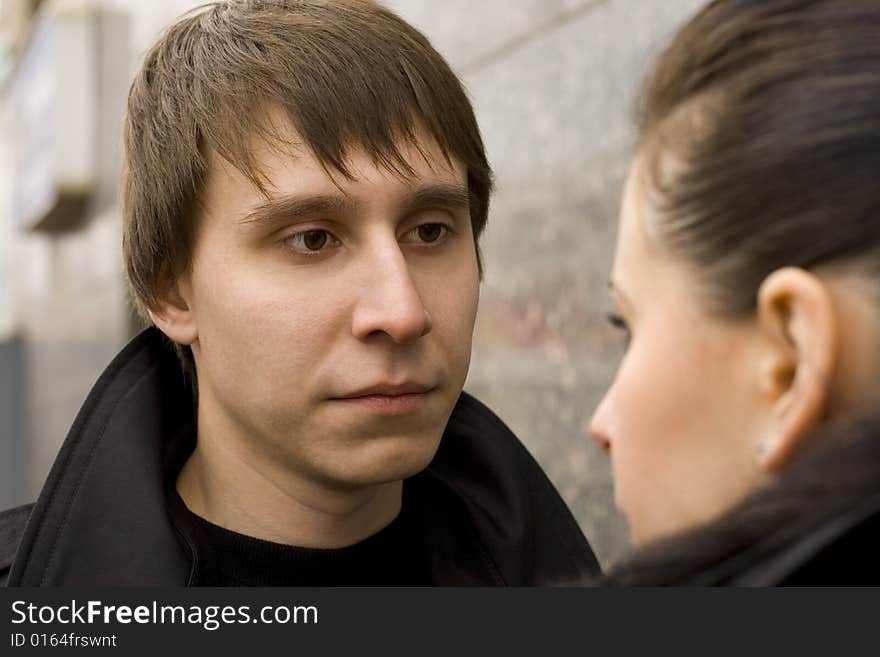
607,313,631,348
606,313,628,331
284,229,338,253
405,223,449,244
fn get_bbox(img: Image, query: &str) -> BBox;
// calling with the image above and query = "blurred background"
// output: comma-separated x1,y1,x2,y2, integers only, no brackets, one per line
0,0,705,567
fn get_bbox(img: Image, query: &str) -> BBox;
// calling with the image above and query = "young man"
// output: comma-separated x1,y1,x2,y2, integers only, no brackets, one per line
1,0,598,585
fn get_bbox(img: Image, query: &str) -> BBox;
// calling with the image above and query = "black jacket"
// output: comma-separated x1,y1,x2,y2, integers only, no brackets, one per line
1,328,598,586
605,415,880,586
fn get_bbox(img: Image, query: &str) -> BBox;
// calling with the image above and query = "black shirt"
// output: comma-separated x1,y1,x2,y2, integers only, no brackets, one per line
168,486,432,586
4,328,600,586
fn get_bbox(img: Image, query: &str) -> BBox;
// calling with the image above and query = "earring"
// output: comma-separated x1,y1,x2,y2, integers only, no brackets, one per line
755,435,771,463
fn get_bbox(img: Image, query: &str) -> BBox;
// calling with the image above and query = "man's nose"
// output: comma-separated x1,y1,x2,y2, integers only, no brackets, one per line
588,390,613,454
351,243,433,344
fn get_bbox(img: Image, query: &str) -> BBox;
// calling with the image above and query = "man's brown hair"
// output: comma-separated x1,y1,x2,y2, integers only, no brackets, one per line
122,0,493,364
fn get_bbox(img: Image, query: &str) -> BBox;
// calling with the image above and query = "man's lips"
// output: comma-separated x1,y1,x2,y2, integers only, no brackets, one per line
335,382,435,398
330,383,436,414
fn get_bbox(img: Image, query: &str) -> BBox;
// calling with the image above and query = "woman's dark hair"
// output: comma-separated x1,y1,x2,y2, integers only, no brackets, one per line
636,0,880,316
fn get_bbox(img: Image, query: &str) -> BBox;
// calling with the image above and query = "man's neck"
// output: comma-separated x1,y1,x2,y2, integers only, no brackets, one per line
175,440,403,549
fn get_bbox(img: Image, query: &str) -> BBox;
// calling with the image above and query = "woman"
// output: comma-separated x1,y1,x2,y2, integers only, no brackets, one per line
590,0,880,584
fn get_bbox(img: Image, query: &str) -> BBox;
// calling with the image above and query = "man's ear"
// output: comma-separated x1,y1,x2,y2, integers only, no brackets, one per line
147,273,198,346
756,267,835,471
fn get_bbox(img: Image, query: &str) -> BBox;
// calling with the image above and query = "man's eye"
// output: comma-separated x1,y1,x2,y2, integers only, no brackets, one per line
284,229,338,253
405,223,449,244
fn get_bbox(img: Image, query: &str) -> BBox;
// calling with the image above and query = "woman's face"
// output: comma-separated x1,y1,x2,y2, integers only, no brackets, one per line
589,157,770,546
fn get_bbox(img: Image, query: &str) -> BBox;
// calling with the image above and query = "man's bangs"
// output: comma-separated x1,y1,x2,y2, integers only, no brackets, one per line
197,71,462,198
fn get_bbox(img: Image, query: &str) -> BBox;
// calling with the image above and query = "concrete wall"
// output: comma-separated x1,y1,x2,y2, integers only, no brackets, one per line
385,0,707,564
0,337,25,509
1,0,708,567
0,1,136,511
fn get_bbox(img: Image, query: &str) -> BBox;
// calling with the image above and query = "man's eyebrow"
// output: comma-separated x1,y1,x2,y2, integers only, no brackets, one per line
401,184,471,213
238,183,470,231
240,194,358,229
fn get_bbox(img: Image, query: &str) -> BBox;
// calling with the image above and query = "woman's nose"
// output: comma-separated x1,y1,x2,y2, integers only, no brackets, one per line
588,391,613,454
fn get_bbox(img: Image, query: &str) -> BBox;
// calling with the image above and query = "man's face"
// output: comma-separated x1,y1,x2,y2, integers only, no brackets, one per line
180,123,480,492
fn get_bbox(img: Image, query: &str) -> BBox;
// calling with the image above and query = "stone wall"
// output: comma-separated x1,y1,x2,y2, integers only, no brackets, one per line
384,0,707,564
2,0,708,567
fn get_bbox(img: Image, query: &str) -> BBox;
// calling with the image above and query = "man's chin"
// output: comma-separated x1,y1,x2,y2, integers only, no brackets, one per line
322,431,444,487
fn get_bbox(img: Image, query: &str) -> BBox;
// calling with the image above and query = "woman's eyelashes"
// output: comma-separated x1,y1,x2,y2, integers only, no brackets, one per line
607,312,631,349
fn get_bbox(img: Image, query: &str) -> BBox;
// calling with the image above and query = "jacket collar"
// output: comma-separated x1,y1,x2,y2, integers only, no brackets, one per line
9,328,597,586
606,414,880,586
8,329,194,585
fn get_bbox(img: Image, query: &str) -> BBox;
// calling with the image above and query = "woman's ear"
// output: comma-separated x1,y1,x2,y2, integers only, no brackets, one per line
147,273,198,346
755,267,835,471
